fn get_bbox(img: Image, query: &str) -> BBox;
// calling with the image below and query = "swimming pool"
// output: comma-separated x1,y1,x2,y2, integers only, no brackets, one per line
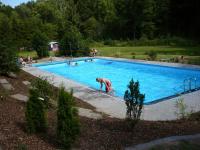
34,58,200,103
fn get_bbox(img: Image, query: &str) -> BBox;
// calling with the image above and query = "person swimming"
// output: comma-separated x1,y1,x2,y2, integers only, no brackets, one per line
96,78,112,93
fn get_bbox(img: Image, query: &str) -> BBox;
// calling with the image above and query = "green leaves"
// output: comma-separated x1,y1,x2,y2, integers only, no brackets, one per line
124,78,145,125
57,86,80,149
32,31,49,58
25,88,47,133
0,44,19,75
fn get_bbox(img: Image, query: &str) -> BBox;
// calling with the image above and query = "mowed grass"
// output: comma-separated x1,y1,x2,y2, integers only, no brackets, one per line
96,46,200,59
95,46,200,60
18,51,37,58
18,51,55,58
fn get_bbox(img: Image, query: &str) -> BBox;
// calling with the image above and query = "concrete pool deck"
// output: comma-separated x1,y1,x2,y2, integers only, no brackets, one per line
23,57,200,121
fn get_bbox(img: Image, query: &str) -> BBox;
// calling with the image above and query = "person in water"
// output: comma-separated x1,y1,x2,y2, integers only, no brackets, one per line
96,78,112,93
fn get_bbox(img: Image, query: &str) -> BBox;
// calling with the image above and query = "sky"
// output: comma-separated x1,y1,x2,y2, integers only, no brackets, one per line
1,0,34,8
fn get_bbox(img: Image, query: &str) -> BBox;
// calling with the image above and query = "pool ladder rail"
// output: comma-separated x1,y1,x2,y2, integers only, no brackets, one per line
173,77,199,95
183,77,198,92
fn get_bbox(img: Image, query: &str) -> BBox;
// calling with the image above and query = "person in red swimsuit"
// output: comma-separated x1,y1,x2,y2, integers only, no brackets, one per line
96,78,112,93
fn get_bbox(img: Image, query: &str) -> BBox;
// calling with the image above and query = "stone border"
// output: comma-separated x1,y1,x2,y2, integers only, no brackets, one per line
125,133,200,150
23,57,200,120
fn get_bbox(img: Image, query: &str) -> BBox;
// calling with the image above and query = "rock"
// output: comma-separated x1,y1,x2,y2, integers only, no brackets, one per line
11,94,28,102
0,79,9,84
2,83,14,90
9,72,17,78
78,107,102,119
22,81,31,86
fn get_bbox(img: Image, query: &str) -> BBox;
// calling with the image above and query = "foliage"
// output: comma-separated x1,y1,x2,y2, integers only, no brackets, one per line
145,50,157,60
0,44,19,75
0,0,199,53
32,31,49,58
25,88,47,133
124,79,145,126
57,86,80,149
60,26,89,56
31,77,54,108
17,143,28,150
175,98,190,120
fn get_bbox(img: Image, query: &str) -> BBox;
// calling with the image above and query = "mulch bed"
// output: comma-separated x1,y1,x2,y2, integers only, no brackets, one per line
0,71,200,150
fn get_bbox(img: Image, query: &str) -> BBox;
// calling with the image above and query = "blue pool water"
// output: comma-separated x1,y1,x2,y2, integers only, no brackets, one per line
34,58,200,103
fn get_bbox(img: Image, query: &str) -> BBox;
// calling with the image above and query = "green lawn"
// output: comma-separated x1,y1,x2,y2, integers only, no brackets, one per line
95,46,200,64
18,51,37,58
18,51,55,58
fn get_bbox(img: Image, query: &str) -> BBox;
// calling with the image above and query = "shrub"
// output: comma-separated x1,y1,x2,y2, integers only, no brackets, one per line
25,88,47,133
17,143,28,150
31,77,54,108
114,51,121,58
0,44,19,75
145,50,157,60
124,79,145,126
57,86,80,149
175,98,190,120
104,39,116,46
132,52,136,59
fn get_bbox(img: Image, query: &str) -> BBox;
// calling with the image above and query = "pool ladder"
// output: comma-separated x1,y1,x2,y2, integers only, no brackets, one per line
183,77,197,92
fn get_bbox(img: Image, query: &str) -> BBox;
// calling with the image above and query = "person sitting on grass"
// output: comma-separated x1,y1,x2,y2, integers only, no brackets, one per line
27,55,33,65
19,57,26,67
96,78,112,93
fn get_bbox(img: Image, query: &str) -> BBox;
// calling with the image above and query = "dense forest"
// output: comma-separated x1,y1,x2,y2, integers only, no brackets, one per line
0,0,200,51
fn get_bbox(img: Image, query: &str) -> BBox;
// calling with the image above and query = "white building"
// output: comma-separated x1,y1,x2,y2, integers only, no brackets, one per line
49,42,59,51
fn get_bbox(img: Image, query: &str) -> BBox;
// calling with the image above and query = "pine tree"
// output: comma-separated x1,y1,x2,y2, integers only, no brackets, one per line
124,79,145,125
25,88,47,133
57,87,80,149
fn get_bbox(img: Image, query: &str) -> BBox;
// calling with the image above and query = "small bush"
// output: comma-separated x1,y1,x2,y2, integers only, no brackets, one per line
145,51,157,60
17,143,27,150
104,39,117,46
57,86,80,149
31,77,54,108
114,52,121,58
175,98,194,120
124,79,145,126
25,88,47,133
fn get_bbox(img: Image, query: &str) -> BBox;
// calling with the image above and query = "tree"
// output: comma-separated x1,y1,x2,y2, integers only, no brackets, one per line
32,31,49,58
0,13,19,75
60,26,89,56
124,79,145,125
0,45,19,75
57,86,80,149
25,88,47,133
140,0,156,39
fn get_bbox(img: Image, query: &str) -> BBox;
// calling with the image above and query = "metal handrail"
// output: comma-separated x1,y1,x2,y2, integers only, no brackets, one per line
183,77,198,92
